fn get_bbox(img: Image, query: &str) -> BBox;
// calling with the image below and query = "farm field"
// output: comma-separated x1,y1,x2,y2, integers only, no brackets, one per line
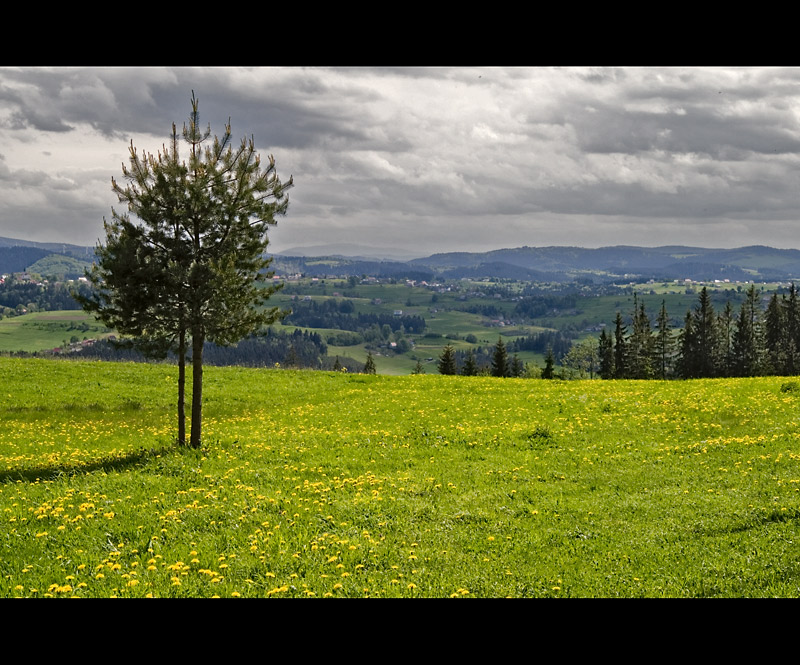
2,357,800,597
0,310,111,353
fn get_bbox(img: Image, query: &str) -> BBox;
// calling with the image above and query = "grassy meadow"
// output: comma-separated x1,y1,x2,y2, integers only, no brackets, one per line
2,356,800,598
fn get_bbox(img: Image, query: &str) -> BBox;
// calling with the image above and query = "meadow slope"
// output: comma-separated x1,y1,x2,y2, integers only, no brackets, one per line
2,357,799,597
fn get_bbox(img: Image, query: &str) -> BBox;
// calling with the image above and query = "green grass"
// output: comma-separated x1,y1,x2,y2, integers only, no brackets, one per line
0,310,111,352
2,357,800,597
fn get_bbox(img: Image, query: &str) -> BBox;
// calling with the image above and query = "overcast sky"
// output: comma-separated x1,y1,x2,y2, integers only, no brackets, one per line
2,66,800,258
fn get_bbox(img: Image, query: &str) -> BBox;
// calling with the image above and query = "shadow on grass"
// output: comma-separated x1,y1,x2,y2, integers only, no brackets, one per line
0,442,191,484
697,507,800,537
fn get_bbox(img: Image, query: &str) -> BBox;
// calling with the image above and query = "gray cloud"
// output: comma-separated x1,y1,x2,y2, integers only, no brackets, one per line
2,66,800,253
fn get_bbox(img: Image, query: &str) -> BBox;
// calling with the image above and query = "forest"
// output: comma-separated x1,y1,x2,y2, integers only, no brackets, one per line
282,298,426,335
598,283,800,380
69,328,348,370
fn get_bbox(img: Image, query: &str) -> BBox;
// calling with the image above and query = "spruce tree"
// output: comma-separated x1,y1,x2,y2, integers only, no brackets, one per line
510,354,524,378
692,287,719,378
764,293,786,375
437,343,458,375
717,300,735,377
542,347,555,379
612,312,628,379
598,328,615,379
675,310,697,379
654,300,674,380
732,285,764,377
461,349,478,376
782,283,800,374
491,336,510,377
628,295,654,379
363,351,377,375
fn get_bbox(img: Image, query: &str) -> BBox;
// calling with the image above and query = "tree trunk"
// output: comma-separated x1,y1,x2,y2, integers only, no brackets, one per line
177,328,186,446
190,331,204,448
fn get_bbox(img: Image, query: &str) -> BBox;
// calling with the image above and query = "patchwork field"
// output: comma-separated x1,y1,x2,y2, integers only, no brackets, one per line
2,357,799,597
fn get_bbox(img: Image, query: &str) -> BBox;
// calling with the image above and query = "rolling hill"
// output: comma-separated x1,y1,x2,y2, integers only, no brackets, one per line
5,235,800,283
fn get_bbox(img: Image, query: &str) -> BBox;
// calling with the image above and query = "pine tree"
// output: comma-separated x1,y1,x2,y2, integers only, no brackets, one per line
628,295,654,379
732,285,764,377
654,300,674,380
692,287,719,378
612,312,628,379
542,347,555,379
675,310,697,379
717,300,735,377
412,359,426,374
79,93,292,447
437,343,458,375
764,293,786,375
491,336,510,378
461,349,478,376
363,351,376,375
782,283,800,374
598,328,615,379
510,354,524,378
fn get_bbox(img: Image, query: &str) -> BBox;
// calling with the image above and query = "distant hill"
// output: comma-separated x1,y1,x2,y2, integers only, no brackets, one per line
0,236,94,260
0,246,52,275
273,244,800,283
408,245,800,282
27,254,93,280
5,234,800,283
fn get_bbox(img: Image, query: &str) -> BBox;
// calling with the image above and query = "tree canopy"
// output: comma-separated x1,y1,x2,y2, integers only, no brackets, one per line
79,92,292,447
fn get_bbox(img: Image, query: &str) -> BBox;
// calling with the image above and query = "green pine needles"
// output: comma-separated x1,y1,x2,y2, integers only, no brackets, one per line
79,92,292,448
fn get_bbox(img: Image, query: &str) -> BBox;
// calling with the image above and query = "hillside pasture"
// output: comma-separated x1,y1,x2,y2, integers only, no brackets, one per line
0,310,110,353
2,357,800,597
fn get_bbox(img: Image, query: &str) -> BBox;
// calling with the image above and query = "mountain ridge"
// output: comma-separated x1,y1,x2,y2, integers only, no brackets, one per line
4,236,800,282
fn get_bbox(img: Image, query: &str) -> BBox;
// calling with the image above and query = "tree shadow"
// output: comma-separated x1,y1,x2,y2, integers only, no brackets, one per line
0,443,184,484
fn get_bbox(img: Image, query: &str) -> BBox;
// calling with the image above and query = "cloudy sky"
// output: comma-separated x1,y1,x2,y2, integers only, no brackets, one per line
2,66,800,258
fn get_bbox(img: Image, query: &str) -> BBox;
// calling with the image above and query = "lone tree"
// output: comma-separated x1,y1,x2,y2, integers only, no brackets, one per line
79,93,292,448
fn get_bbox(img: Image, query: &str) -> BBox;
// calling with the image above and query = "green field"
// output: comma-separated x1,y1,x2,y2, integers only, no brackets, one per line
2,357,800,597
0,310,111,353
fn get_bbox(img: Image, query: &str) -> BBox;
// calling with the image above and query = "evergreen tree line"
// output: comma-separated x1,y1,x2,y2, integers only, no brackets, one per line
436,338,550,379
513,293,579,319
598,285,800,380
283,299,425,335
507,330,574,359
72,328,330,369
